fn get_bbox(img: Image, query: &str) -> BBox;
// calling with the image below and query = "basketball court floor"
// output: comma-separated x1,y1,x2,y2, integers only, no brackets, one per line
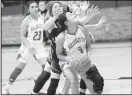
1,42,131,94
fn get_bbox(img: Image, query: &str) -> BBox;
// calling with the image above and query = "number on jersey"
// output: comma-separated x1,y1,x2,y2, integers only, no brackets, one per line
33,31,42,41
78,47,83,53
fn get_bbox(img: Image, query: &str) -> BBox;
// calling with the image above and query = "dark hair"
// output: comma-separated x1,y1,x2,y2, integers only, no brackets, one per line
27,1,37,9
23,1,37,19
48,1,62,16
38,0,47,4
35,1,47,15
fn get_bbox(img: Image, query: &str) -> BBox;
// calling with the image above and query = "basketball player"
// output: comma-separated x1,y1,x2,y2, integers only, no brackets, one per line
32,1,64,95
55,11,106,94
2,1,62,94
59,1,104,94
46,1,98,94
32,1,102,94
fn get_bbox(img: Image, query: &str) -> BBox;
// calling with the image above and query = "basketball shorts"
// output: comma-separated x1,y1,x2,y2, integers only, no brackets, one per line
16,42,49,63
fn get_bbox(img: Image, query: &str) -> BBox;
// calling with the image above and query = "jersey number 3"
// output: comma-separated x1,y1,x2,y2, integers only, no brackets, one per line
33,31,41,41
78,47,83,53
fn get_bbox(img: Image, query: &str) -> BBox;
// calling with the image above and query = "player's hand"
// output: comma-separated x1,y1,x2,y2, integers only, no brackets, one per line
68,1,79,12
27,44,36,55
98,16,107,25
87,4,100,18
80,1,90,12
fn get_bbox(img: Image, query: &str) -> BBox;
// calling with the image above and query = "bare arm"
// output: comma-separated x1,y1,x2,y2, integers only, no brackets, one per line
85,23,101,30
85,16,107,30
56,33,71,61
37,16,58,31
78,4,100,26
82,26,92,53
20,17,36,55
20,17,29,47
78,15,91,26
37,8,63,31
79,1,90,18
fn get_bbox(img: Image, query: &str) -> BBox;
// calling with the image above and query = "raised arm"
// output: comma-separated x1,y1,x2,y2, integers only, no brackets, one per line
37,16,58,31
79,1,90,18
36,10,62,31
78,4,100,26
85,16,107,30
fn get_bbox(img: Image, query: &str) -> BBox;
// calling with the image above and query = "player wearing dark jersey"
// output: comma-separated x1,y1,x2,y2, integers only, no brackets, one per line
32,2,65,95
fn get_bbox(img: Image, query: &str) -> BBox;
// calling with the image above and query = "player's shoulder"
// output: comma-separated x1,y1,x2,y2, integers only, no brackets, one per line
22,16,30,25
21,17,31,28
56,32,65,40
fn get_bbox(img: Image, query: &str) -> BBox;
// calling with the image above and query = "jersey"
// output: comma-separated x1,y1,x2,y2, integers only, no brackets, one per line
27,14,44,43
48,25,63,74
17,15,49,63
63,27,87,58
49,20,65,59
59,27,92,73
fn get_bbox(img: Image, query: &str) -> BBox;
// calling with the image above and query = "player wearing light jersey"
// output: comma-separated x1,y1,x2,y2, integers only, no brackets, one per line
55,11,106,94
2,1,61,94
59,1,107,94
31,1,105,95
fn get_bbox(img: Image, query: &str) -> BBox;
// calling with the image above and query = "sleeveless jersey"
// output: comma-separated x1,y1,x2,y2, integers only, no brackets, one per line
27,14,44,43
63,27,87,58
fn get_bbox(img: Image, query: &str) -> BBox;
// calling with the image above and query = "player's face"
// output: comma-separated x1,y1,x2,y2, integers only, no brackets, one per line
29,2,38,15
39,1,46,11
52,3,63,16
66,12,78,23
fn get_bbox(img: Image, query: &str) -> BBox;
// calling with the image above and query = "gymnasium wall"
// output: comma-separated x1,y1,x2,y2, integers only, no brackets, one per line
1,1,132,45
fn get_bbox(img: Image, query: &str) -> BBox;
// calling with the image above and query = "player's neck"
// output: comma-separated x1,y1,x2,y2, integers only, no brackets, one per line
29,14,38,21
67,26,78,35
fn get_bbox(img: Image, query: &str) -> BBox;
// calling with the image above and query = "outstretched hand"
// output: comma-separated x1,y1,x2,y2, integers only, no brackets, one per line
98,16,107,25
87,4,100,18
80,1,90,12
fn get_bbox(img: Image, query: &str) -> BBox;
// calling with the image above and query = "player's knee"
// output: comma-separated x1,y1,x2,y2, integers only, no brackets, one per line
51,71,61,79
86,65,104,93
16,62,26,70
44,62,51,72
51,67,62,74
